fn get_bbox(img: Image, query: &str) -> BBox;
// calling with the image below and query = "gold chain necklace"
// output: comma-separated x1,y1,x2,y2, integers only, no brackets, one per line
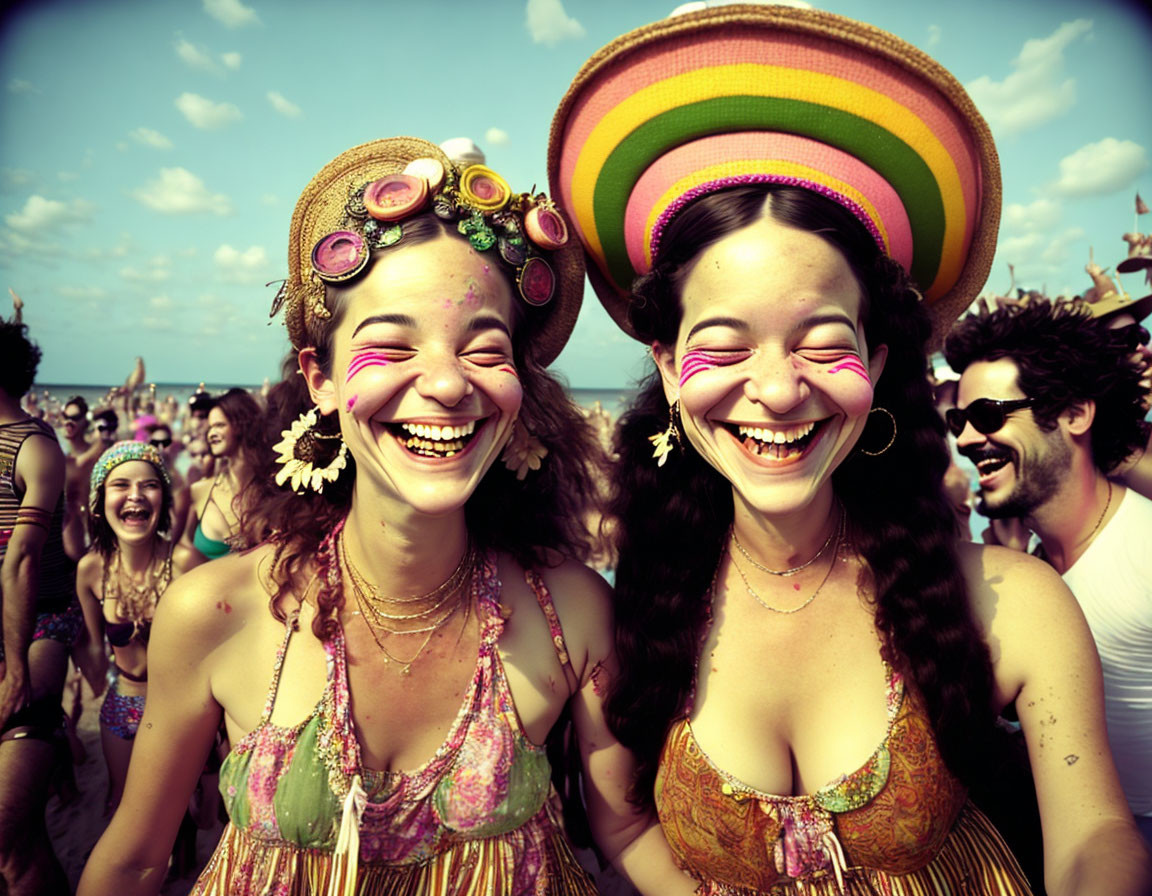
730,513,845,614
731,511,839,576
338,532,472,674
103,541,172,626
349,583,466,675
1077,480,1113,550
340,534,474,615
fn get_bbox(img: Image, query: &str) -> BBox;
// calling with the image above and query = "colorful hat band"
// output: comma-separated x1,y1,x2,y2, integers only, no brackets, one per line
548,6,1000,344
90,440,170,509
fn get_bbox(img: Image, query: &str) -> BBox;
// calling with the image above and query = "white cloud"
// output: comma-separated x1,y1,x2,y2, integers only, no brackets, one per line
57,171,79,182
149,295,175,309
925,24,942,50
214,244,269,282
267,91,301,118
203,0,260,28
5,194,93,232
1002,198,1063,232
175,37,218,72
131,168,232,215
1052,138,1149,197
8,79,40,95
175,92,242,130
485,127,509,147
221,52,242,69
965,19,1091,136
130,127,174,149
525,0,585,46
142,316,175,331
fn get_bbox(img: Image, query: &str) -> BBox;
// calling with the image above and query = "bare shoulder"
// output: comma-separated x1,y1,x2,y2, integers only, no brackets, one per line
76,550,103,589
955,539,1074,622
153,542,274,648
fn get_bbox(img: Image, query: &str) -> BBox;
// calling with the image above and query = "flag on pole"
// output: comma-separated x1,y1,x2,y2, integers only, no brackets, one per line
1138,193,1149,215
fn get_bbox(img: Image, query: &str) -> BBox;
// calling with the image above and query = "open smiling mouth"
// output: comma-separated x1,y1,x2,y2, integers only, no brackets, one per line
973,450,1014,480
119,507,152,524
729,420,823,460
387,420,481,459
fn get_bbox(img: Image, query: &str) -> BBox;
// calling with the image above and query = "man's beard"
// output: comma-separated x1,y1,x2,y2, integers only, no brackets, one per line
972,435,1071,520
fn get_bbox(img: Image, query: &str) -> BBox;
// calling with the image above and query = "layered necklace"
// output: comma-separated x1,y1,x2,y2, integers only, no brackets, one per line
102,541,173,631
339,533,475,675
729,509,847,614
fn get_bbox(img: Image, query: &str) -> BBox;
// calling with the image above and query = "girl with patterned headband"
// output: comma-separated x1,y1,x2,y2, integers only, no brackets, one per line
80,137,690,895
549,6,1151,895
74,440,194,814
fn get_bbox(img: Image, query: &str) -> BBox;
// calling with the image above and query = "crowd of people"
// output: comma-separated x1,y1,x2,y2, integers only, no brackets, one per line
1,5,1150,896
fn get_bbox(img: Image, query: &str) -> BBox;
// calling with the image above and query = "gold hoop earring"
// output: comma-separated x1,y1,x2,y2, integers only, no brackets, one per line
858,406,896,457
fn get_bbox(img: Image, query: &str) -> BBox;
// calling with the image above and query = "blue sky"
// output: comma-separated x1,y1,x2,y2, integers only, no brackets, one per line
2,0,1150,389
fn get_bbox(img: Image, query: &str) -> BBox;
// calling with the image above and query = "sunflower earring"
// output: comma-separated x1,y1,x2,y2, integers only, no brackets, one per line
272,406,349,493
649,400,683,467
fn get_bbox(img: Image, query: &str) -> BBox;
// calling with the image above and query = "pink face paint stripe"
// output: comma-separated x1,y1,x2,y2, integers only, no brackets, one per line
345,352,392,383
829,358,871,383
679,350,719,387
497,365,519,379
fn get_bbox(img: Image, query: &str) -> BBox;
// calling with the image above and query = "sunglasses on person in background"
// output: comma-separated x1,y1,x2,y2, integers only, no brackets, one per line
96,423,115,432
1127,324,1151,350
150,437,172,448
63,412,85,422
945,398,1035,437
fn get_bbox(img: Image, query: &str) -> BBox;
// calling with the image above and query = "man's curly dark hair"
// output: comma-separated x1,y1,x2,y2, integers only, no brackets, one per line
944,298,1149,473
0,320,41,399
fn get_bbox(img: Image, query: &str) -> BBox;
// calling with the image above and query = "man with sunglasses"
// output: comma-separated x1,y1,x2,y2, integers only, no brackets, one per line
945,297,1152,843
58,397,103,561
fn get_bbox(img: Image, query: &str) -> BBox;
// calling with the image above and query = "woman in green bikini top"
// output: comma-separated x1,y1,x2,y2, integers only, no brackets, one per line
180,388,264,565
79,136,698,896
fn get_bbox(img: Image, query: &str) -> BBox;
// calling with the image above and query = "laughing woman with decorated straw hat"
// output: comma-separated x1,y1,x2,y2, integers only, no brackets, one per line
79,137,696,895
550,6,1152,895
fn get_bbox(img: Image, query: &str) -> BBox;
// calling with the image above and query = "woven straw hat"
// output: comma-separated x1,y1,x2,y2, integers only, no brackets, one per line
282,137,584,367
548,4,1001,348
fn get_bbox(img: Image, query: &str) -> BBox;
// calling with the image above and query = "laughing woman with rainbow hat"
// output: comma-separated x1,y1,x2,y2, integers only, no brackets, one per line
79,137,696,895
550,6,1151,895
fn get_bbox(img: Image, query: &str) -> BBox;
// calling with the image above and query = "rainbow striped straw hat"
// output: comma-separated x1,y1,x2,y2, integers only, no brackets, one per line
548,4,1001,347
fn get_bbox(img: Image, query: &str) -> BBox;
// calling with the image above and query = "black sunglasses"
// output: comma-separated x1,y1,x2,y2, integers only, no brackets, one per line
63,412,85,423
945,397,1035,437
150,437,172,448
96,423,115,432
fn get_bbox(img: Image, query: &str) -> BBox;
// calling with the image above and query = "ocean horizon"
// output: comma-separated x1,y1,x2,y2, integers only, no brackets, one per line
32,382,641,419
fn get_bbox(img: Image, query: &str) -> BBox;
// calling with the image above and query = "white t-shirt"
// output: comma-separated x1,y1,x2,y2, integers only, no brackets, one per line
1063,487,1152,816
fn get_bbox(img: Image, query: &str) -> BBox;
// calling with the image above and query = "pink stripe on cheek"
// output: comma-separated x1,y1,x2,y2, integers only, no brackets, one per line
346,394,358,413
345,352,391,383
829,358,871,384
497,365,519,379
679,350,719,387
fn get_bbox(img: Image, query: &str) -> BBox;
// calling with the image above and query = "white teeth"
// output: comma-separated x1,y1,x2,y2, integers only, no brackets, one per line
399,421,476,441
738,421,816,444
